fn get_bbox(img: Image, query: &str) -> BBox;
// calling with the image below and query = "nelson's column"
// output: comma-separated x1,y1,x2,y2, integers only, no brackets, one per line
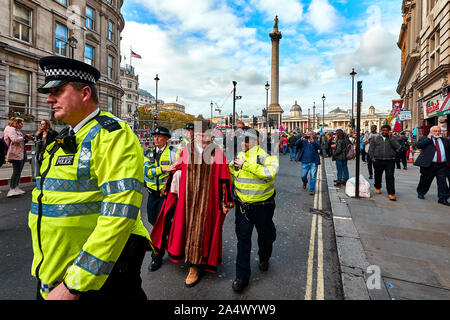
268,16,284,129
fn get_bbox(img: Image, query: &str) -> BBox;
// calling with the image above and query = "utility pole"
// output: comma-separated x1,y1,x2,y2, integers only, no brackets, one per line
232,81,237,126
355,81,363,198
350,68,357,130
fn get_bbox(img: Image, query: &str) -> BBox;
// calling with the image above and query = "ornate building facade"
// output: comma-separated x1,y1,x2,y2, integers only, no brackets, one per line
0,0,125,132
397,0,449,137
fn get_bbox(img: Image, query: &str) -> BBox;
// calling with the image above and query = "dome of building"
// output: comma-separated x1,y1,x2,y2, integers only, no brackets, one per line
290,100,302,117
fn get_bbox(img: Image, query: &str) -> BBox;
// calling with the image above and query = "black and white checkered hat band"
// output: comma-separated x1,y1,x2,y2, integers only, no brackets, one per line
44,67,96,83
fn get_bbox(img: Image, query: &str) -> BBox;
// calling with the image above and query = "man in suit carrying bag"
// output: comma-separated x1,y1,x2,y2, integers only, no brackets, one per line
414,126,450,206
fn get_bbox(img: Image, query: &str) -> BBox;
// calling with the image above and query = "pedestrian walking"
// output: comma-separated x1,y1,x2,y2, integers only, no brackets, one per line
144,126,178,272
30,56,151,300
229,127,278,292
414,126,450,206
4,117,33,197
331,129,349,187
288,132,298,161
368,125,401,201
363,125,378,179
280,134,288,154
295,131,321,195
360,133,366,162
150,120,234,287
395,132,409,170
320,133,329,158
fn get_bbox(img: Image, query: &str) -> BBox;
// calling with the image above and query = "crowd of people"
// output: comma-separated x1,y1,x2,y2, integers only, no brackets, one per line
278,124,449,205
1,55,449,301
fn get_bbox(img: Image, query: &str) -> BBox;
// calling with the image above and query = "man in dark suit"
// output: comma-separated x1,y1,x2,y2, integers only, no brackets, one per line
414,126,450,206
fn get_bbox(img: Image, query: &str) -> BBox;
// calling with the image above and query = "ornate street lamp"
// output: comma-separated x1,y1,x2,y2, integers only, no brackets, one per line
68,32,78,59
350,68,357,129
265,81,270,129
322,94,326,132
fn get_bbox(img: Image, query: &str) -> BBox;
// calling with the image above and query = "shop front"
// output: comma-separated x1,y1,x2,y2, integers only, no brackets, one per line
421,90,449,137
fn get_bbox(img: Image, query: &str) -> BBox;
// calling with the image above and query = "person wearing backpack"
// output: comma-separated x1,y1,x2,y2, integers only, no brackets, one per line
368,125,401,201
331,129,350,187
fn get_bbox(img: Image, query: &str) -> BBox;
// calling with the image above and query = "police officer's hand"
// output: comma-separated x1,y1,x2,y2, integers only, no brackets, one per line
45,283,80,300
233,159,245,169
162,164,176,172
222,204,231,215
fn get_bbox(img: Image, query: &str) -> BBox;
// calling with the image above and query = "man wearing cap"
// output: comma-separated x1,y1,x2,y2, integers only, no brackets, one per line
176,123,194,157
29,56,151,300
229,127,279,292
144,126,177,271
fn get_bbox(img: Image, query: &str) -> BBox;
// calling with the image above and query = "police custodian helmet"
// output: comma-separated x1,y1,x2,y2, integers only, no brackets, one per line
152,126,171,138
37,56,101,94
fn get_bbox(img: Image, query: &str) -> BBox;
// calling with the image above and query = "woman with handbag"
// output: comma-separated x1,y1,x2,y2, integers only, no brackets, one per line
4,117,33,197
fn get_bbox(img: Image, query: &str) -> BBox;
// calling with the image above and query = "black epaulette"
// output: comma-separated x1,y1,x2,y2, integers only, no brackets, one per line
169,145,173,151
95,115,121,132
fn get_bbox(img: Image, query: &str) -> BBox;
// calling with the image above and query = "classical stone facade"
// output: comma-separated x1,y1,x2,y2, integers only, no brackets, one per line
120,64,139,122
397,0,449,137
260,102,388,133
0,0,124,133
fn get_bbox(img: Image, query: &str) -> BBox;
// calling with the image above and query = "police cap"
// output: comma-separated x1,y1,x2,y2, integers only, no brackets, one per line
185,123,194,130
37,56,101,94
152,126,171,138
241,126,259,140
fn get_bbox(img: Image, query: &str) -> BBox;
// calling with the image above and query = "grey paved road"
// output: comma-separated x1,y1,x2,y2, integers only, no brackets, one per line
0,154,343,300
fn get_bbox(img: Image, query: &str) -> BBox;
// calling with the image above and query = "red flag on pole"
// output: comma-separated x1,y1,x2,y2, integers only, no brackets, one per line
131,50,142,59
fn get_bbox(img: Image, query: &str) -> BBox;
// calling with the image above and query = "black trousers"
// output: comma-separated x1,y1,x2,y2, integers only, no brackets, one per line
366,154,373,177
395,151,407,169
37,234,148,300
235,199,276,283
146,189,164,226
373,160,396,195
417,163,449,202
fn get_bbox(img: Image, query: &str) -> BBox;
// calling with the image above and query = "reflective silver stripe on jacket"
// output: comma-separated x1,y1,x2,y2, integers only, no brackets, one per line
235,176,268,185
77,123,102,180
101,202,139,219
235,184,275,195
30,202,101,217
36,177,98,192
99,178,144,196
73,250,115,276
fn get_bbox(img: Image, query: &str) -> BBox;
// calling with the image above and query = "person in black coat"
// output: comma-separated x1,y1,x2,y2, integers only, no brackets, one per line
414,126,450,206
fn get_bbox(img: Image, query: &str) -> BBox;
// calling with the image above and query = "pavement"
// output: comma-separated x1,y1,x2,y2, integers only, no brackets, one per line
0,162,33,188
323,156,450,300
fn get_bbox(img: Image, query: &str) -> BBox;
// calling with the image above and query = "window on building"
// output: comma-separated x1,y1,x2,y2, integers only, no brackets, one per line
85,6,94,30
9,67,30,116
12,2,32,43
107,96,114,113
127,104,132,113
107,55,114,79
84,44,94,65
108,21,114,41
128,81,132,88
55,0,67,6
55,23,68,56
127,93,131,99
429,30,440,72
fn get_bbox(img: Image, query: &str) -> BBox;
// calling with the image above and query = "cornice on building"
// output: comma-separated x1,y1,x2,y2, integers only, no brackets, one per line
397,52,420,94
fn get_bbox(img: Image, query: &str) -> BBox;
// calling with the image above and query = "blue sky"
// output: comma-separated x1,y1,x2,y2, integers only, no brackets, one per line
120,0,403,117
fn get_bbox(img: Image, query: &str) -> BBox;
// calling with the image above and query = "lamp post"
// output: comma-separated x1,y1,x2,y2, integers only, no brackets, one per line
154,74,159,130
350,68,357,130
265,81,270,130
210,101,213,123
232,81,237,126
322,94,326,133
68,32,78,59
312,101,316,130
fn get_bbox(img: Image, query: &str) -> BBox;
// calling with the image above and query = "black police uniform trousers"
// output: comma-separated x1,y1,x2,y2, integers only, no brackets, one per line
235,197,276,283
417,162,449,202
147,188,164,226
36,234,148,300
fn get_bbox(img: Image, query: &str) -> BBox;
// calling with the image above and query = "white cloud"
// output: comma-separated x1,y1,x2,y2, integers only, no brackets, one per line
306,0,339,34
251,0,304,24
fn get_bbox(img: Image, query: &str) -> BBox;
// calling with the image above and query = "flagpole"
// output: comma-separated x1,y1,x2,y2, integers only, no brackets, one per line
130,46,132,67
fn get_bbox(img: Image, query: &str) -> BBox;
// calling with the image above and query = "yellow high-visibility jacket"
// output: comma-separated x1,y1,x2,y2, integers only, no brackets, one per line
229,145,278,203
29,112,150,298
144,145,177,192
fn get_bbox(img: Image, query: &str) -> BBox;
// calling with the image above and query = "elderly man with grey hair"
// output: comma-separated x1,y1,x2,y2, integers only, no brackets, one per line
414,125,450,206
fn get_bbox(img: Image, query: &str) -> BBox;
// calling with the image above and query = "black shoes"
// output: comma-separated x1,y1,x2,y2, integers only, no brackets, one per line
259,261,269,272
149,258,162,272
303,183,307,190
438,200,450,206
368,176,373,179
232,279,248,292
417,194,425,200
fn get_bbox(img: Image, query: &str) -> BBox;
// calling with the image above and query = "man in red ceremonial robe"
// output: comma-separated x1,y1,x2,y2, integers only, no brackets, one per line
151,120,234,287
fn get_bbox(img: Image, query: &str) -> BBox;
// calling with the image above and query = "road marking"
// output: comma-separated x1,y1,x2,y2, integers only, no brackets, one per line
304,213,317,300
305,163,325,300
333,216,352,220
